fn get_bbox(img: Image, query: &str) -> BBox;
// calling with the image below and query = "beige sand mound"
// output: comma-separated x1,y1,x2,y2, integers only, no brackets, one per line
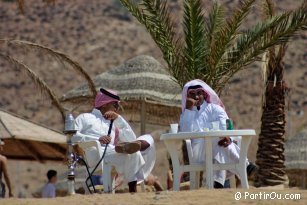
2,189,307,205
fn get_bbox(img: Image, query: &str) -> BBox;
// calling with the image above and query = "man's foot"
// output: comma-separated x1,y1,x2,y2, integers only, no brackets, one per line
115,141,141,154
128,181,137,193
214,181,224,189
247,162,258,180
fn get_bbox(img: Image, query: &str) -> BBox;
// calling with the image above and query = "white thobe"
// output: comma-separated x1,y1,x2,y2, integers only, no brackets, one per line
179,102,243,185
72,109,155,183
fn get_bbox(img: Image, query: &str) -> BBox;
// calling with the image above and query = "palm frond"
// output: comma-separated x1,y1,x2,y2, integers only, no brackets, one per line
261,0,282,80
141,0,185,85
266,45,286,81
0,39,97,98
0,53,65,120
203,0,225,79
212,0,256,82
120,0,185,86
183,0,206,80
261,51,269,87
261,0,275,18
216,6,307,91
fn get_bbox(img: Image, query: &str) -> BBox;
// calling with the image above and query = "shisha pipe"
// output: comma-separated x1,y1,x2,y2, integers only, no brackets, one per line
64,113,78,195
84,119,114,193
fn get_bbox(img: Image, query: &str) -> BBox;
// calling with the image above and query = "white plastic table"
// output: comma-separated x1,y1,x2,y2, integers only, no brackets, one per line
160,130,256,190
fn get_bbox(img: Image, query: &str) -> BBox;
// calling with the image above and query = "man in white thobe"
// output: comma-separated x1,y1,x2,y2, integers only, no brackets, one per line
73,88,155,192
179,79,256,188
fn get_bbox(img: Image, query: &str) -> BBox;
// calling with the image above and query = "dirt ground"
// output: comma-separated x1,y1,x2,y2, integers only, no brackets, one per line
1,188,307,205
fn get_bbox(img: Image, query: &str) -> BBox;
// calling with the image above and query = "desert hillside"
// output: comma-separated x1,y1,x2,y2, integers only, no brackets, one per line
0,0,306,198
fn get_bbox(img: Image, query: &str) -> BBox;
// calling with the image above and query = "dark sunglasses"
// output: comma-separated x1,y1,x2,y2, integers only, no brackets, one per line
188,88,205,96
112,103,120,109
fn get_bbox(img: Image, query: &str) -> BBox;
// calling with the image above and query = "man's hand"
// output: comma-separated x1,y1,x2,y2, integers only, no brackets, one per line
186,98,197,110
218,137,232,147
99,136,111,144
104,111,119,120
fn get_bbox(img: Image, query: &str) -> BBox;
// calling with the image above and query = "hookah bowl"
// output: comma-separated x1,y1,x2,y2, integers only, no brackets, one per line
64,113,78,195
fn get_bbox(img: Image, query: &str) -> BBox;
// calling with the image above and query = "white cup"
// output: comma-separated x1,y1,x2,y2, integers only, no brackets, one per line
211,121,220,130
170,123,179,133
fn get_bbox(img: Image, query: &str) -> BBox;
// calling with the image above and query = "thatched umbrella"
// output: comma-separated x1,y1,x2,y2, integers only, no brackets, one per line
0,109,66,161
61,55,182,134
284,129,307,188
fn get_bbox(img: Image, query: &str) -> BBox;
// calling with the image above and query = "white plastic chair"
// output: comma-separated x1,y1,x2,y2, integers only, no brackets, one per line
78,140,115,194
169,140,204,191
78,141,146,193
185,139,202,189
185,139,237,189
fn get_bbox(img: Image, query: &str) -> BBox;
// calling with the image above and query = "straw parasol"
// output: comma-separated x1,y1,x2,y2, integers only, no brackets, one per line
0,109,67,161
61,55,182,134
284,129,307,188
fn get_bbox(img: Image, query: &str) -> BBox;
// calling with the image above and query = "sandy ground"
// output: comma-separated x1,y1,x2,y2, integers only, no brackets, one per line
1,188,307,205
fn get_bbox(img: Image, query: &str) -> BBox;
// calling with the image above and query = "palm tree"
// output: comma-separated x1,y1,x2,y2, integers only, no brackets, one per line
0,39,97,122
255,46,288,187
254,0,299,187
119,0,306,93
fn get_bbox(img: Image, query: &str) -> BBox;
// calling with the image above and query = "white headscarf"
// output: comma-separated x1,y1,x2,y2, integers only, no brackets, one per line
181,79,225,112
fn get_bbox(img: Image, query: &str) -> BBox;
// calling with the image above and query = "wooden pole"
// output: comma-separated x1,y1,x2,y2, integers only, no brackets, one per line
141,100,146,135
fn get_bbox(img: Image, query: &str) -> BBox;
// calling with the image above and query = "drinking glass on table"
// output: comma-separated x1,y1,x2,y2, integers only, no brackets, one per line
170,123,179,133
211,121,220,130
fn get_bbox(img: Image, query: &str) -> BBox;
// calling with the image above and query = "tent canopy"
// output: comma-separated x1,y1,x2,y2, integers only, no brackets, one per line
0,109,67,161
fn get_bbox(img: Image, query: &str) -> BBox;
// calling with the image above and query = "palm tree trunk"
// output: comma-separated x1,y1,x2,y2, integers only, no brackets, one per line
255,51,289,187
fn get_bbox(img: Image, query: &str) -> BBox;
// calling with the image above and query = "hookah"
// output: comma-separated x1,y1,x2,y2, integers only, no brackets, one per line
63,113,78,195
63,113,113,194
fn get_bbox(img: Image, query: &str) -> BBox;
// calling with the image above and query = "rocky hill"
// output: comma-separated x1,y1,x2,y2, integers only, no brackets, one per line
1,0,306,141
0,0,306,197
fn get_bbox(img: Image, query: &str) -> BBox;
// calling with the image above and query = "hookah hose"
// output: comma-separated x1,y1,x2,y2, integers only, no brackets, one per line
77,157,97,194
84,119,114,193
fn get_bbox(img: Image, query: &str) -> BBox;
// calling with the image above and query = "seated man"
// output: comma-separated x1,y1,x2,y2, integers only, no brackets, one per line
72,88,155,193
179,79,256,188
